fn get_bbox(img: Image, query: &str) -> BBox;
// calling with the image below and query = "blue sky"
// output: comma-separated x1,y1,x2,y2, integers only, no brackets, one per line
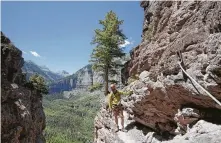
2,1,143,74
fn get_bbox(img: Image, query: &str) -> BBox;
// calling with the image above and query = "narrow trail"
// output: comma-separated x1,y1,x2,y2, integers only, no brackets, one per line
115,111,146,143
117,131,138,143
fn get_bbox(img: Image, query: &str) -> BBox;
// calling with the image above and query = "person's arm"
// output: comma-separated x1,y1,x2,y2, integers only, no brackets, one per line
108,94,112,110
119,90,133,96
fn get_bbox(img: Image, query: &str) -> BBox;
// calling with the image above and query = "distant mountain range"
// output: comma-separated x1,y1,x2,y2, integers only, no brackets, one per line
22,54,130,94
21,60,102,94
48,55,131,94
22,60,70,83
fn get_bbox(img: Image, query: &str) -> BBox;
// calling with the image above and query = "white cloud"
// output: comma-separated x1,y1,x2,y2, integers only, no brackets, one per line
119,39,134,48
22,51,27,54
30,51,41,57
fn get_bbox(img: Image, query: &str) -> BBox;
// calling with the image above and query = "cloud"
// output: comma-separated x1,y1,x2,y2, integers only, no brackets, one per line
119,39,134,48
22,51,27,54
30,51,41,57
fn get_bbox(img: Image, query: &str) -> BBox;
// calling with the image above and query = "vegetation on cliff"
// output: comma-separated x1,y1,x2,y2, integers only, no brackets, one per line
25,74,49,94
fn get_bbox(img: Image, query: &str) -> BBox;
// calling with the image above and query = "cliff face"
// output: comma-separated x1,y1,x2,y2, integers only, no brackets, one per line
128,1,221,132
94,1,221,143
1,32,46,143
49,64,104,93
128,1,221,81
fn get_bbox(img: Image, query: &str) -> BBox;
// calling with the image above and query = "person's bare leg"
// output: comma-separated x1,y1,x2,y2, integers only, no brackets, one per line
120,110,124,130
114,111,119,132
114,114,118,126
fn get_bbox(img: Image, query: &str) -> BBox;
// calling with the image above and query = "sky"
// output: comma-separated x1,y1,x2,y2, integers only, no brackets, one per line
2,1,144,74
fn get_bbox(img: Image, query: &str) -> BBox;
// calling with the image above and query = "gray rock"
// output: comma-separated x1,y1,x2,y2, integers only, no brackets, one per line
163,120,221,143
181,108,200,118
1,32,46,143
11,83,18,89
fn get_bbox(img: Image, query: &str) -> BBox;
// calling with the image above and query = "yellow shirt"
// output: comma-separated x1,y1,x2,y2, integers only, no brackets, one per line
108,90,132,109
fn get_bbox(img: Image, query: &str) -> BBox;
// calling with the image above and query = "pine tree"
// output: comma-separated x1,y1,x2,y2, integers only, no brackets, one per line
90,10,126,95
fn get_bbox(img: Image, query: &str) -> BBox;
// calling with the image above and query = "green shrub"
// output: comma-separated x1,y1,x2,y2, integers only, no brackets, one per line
88,83,103,92
25,74,49,94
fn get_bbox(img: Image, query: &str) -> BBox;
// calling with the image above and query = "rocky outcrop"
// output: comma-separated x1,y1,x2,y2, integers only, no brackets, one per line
128,1,221,79
1,32,46,143
144,120,221,143
130,73,221,134
127,1,221,133
95,1,221,143
162,120,221,143
94,72,221,142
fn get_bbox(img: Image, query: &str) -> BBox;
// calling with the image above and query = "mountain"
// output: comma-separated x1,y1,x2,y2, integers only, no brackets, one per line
56,70,70,77
48,55,130,94
22,60,64,83
49,64,102,93
22,56,129,94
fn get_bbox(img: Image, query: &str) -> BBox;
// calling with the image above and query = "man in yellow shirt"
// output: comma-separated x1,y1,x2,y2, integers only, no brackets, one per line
108,84,133,132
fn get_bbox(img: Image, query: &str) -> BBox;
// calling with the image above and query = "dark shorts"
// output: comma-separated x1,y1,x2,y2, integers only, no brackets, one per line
112,104,123,117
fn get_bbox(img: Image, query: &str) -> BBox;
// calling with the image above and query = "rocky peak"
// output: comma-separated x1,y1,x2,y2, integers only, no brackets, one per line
56,70,70,77
1,32,46,143
22,60,64,83
94,1,221,143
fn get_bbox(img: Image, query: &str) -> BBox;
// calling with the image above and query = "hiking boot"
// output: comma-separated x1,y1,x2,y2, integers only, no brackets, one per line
120,128,127,132
115,126,119,132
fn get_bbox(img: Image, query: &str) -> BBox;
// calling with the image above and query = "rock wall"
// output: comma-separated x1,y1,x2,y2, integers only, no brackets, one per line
1,32,46,143
128,1,221,81
128,1,221,133
94,1,221,143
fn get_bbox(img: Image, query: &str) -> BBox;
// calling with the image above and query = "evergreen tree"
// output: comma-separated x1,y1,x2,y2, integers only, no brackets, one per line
90,10,126,95
29,74,49,94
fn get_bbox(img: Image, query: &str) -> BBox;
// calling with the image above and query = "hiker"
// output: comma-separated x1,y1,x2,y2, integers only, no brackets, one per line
108,84,133,132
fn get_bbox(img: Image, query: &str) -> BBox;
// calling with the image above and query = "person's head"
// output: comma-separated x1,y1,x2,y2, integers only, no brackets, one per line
110,84,117,93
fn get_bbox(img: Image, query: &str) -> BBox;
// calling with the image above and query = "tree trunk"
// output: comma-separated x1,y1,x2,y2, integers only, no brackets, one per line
91,71,94,86
104,66,109,96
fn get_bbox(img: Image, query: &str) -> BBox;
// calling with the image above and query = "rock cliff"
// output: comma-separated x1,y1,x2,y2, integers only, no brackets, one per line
49,64,104,93
1,32,46,143
94,1,221,143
